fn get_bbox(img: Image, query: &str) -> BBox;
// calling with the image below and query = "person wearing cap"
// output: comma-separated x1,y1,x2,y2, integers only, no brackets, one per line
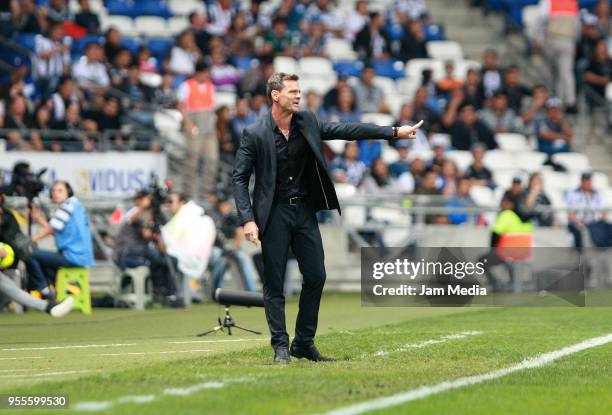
565,172,604,251
233,72,423,363
177,61,218,198
535,97,573,155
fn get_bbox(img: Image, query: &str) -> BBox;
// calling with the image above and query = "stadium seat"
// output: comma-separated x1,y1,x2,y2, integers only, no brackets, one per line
16,33,37,51
147,38,174,61
299,57,334,77
342,205,366,227
408,149,434,162
381,143,399,164
154,110,182,132
56,268,91,315
169,0,206,15
134,16,168,37
299,75,337,95
551,152,591,172
542,170,571,191
590,172,609,191
370,60,405,79
470,185,496,207
361,113,395,126
396,77,421,99
137,0,172,18
405,59,445,81
493,169,520,190
385,94,405,119
426,41,463,61
483,150,516,170
606,82,612,102
522,5,540,42
334,183,357,198
101,15,136,35
454,59,481,80
139,72,162,88
446,150,474,173
119,36,141,55
333,61,364,77
514,151,547,172
215,91,237,109
424,23,445,41
274,56,299,74
373,76,396,96
325,140,347,155
167,16,190,34
495,133,531,152
324,38,358,61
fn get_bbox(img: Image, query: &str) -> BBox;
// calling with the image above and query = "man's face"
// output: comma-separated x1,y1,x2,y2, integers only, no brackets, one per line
581,178,593,192
51,183,69,204
362,68,375,85
493,95,508,112
272,79,301,113
460,106,476,125
169,194,183,215
547,106,562,122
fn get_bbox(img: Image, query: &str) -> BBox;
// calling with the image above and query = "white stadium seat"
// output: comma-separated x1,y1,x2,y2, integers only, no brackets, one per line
385,94,405,119
426,41,463,61
361,113,396,126
606,83,612,102
453,59,481,80
522,5,541,42
396,78,421,99
493,169,519,190
495,133,531,152
405,59,445,81
325,140,347,155
299,75,337,95
299,57,335,77
215,91,237,109
323,38,357,61
445,150,474,173
551,152,591,172
513,151,547,172
335,183,357,198
167,16,190,34
470,185,496,207
483,150,516,170
101,15,135,34
139,72,163,88
542,170,572,191
169,0,206,16
373,76,396,96
274,56,299,74
134,16,167,37
381,143,399,164
592,172,610,191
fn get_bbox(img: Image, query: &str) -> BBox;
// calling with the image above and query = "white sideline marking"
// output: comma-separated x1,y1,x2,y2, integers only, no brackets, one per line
0,370,95,379
97,349,212,357
0,356,43,361
2,343,137,351
168,339,266,344
72,379,250,412
326,333,612,415
371,331,482,357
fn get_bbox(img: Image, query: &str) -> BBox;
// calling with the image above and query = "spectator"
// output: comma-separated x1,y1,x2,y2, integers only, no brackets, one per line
429,134,448,171
361,158,412,194
594,0,611,36
4,95,43,151
343,0,368,41
479,91,523,134
521,84,549,137
151,74,177,108
400,20,428,61
415,168,443,223
46,0,72,22
446,177,476,225
322,75,353,111
327,86,361,123
49,76,78,122
465,143,494,188
300,19,327,58
14,0,45,34
207,0,235,36
33,21,71,100
439,159,459,196
540,0,579,112
210,48,241,93
231,97,256,143
523,172,553,226
244,0,271,34
305,0,343,35
354,12,390,61
273,0,306,33
480,49,502,98
32,104,52,150
304,90,327,120
51,102,95,151
27,180,94,299
72,42,110,94
443,99,496,150
576,12,604,77
353,65,389,113
262,17,295,57
82,96,122,149
501,65,531,113
395,103,431,152
136,46,158,73
462,68,485,110
584,39,611,108
177,62,218,197
536,97,573,156
113,190,179,304
74,0,100,34
331,142,368,187
502,177,528,218
209,196,258,292
413,87,439,132
389,140,412,178
188,11,212,56
394,0,428,22
226,11,256,56
103,27,122,64
168,30,201,76
216,105,236,164
566,172,604,251
436,61,463,98
109,47,132,88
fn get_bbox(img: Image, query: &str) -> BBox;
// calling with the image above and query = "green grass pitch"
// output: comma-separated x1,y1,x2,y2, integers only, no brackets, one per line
1,293,611,414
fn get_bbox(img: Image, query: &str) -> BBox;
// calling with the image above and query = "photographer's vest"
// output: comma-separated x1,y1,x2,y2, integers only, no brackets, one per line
546,0,579,38
183,78,215,113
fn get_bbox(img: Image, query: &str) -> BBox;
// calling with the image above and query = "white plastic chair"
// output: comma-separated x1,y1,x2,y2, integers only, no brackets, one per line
551,152,591,172
483,150,516,170
380,143,399,164
361,113,396,126
373,76,396,96
445,150,474,173
134,16,167,37
326,140,347,155
514,151,547,172
453,59,481,80
495,133,530,152
167,16,190,35
274,56,299,74
169,0,206,15
323,38,357,61
470,185,496,207
215,91,237,109
299,57,335,77
426,41,463,61
101,15,135,34
299,75,337,95
405,59,445,81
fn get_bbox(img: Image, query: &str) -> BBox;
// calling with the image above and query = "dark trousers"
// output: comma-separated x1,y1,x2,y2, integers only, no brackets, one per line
261,202,326,349
26,249,78,291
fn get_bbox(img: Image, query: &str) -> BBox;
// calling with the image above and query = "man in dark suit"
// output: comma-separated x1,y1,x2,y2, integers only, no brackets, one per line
233,73,423,363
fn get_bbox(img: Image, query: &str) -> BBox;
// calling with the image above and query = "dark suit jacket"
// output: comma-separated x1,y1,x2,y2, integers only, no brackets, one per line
233,110,394,235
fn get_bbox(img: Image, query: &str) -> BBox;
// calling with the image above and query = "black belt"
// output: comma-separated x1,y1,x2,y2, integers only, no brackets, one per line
278,195,304,205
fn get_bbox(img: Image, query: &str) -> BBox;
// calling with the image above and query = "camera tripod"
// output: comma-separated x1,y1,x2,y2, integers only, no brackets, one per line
196,306,262,336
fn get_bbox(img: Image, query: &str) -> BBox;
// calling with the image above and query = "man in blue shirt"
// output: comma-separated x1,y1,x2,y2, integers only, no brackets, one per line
27,181,94,299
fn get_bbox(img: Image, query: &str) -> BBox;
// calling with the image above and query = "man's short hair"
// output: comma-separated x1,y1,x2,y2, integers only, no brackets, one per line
266,72,299,103
171,191,188,204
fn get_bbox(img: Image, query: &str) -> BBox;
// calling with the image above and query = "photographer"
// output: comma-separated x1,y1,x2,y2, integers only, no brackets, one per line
26,181,94,298
113,190,178,304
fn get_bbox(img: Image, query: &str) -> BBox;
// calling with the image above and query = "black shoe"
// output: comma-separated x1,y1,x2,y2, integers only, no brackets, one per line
290,342,336,362
273,347,291,364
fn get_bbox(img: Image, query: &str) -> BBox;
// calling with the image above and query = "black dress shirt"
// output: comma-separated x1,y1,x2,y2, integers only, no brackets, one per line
273,121,313,201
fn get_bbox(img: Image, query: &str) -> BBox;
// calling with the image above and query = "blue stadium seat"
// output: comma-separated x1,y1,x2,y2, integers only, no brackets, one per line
370,60,405,80
232,56,258,72
135,0,173,18
120,37,141,55
72,35,103,59
147,38,174,61
16,33,37,51
333,61,364,78
106,0,138,18
385,22,405,41
172,74,188,89
424,24,445,41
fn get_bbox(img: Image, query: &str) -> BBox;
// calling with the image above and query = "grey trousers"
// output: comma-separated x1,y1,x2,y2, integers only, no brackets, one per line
545,35,576,107
0,271,48,311
184,110,218,198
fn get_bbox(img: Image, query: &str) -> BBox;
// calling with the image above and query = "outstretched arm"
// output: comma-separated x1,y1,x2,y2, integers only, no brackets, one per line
318,118,423,141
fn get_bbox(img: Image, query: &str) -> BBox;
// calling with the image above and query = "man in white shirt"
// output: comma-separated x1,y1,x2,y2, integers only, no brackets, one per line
72,42,110,94
565,172,604,250
34,21,71,100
